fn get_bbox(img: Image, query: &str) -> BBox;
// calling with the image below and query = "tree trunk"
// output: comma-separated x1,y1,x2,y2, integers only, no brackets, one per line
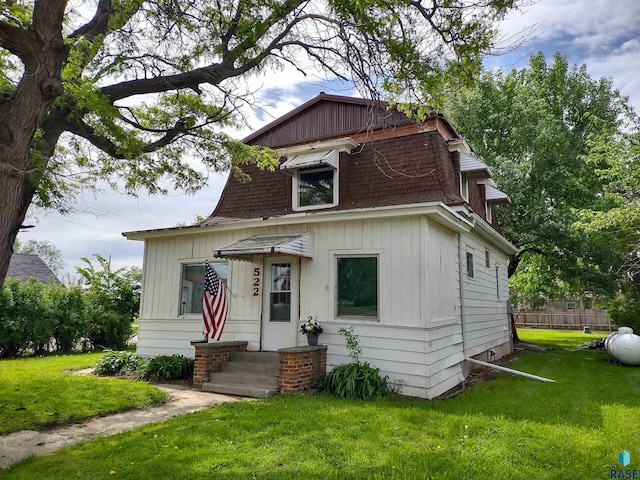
0,0,68,287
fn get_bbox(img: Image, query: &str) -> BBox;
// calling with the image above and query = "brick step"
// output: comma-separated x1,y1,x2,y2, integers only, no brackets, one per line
208,371,279,389
202,382,278,398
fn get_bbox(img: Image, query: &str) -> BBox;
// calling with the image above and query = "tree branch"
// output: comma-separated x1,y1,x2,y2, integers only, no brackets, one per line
65,118,188,158
0,21,38,63
69,0,113,41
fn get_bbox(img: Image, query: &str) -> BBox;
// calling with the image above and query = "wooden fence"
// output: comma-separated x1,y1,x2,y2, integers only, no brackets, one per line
514,310,612,331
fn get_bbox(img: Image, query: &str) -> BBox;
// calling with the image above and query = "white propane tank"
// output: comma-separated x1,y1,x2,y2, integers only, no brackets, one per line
605,327,640,366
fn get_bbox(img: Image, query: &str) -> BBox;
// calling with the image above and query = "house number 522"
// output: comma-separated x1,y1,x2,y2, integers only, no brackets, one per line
253,267,260,296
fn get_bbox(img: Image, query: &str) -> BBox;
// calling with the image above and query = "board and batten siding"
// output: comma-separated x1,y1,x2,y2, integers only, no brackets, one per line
135,213,510,398
459,230,511,359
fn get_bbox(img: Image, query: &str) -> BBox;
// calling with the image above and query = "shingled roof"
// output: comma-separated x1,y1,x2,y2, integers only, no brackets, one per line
7,253,62,284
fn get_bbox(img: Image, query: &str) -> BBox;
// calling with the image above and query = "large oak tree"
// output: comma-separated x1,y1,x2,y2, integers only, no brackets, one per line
0,0,521,287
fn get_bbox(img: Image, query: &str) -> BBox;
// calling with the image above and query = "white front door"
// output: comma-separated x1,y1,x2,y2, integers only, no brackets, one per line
262,258,299,351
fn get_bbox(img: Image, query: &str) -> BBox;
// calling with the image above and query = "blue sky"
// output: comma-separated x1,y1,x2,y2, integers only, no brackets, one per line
17,0,640,280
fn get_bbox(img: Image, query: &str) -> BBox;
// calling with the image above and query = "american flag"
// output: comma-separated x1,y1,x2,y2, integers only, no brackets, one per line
202,263,228,340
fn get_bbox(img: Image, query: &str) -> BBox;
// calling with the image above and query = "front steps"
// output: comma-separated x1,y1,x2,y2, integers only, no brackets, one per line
202,351,280,398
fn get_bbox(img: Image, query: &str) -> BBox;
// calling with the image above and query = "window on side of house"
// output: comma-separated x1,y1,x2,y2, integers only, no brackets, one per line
495,264,500,298
486,202,493,223
180,262,228,315
293,167,337,210
336,256,378,319
466,251,474,279
485,249,491,268
460,173,469,202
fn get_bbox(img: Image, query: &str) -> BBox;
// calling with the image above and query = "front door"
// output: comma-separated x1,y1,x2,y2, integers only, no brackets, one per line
262,258,299,351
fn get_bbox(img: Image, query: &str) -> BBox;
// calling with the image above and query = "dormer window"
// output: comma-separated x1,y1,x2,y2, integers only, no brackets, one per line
460,173,469,202
295,167,337,209
278,137,358,212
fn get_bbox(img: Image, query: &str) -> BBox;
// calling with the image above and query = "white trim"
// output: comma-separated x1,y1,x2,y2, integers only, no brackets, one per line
276,137,359,156
469,213,519,255
123,202,473,240
292,166,339,211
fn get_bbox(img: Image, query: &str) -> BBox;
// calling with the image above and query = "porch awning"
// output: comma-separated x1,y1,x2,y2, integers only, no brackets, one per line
213,232,314,261
485,185,511,204
280,149,339,172
460,153,492,179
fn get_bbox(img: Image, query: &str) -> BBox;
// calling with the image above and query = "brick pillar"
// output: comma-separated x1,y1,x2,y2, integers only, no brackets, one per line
190,340,248,386
278,345,328,394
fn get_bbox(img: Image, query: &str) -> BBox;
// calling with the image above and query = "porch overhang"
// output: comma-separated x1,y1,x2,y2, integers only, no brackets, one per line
213,232,314,261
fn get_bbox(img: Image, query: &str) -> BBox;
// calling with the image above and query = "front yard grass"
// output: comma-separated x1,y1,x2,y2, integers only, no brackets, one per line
2,329,639,479
0,353,166,434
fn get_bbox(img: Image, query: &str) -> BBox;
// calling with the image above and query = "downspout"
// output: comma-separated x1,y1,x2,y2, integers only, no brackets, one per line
466,358,555,383
457,233,468,357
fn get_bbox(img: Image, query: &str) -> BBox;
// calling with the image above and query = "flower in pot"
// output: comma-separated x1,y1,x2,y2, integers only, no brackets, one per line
300,316,323,345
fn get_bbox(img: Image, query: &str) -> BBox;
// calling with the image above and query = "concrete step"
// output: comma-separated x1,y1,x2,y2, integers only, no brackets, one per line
219,361,279,375
202,382,278,398
229,351,280,363
208,371,278,388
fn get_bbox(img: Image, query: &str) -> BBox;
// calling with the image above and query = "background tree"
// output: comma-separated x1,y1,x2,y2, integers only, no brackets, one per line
76,254,141,349
13,238,64,277
0,0,523,287
445,52,636,307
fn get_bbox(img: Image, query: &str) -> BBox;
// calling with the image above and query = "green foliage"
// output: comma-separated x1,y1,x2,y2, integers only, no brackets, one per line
446,52,636,306
318,326,393,399
0,278,55,357
77,254,140,349
0,254,142,357
605,289,640,332
94,350,147,377
143,355,194,381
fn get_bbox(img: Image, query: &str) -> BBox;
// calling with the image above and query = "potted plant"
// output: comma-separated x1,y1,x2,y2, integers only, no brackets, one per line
300,316,323,346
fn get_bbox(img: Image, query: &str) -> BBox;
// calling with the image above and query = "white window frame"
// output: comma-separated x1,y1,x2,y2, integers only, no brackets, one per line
292,166,339,211
485,248,491,268
334,253,380,321
486,202,493,223
495,263,501,299
179,260,228,317
466,250,475,279
460,173,469,202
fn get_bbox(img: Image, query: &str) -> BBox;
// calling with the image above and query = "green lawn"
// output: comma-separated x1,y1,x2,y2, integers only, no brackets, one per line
0,353,166,434
2,329,639,479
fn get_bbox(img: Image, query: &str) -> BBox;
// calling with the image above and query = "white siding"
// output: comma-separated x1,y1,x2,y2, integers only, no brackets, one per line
135,212,511,398
459,231,511,359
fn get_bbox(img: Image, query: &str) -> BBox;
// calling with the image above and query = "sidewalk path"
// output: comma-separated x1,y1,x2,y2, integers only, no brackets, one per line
0,384,239,470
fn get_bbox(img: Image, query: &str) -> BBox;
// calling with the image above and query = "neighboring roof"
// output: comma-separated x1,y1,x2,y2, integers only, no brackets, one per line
7,253,62,284
214,233,314,261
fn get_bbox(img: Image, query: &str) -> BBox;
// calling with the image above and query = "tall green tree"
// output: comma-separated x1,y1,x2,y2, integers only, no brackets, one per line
446,52,636,306
0,0,522,287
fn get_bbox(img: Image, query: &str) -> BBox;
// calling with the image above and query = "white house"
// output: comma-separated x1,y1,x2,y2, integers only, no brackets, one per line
124,93,517,399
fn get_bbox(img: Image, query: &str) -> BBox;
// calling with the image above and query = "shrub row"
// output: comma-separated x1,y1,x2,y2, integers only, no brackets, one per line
0,278,133,358
94,351,194,381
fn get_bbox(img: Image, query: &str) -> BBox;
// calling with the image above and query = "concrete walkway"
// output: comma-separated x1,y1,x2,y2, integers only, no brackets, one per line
0,384,239,470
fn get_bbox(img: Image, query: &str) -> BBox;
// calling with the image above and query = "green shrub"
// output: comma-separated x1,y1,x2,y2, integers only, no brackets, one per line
318,362,392,399
144,355,194,381
318,326,395,399
48,284,90,353
94,350,147,377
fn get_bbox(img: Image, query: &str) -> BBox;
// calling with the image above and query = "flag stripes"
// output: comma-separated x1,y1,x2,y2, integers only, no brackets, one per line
203,263,228,340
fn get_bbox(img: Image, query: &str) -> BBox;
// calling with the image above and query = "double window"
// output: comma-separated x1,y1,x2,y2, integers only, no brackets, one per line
336,256,378,318
180,262,227,315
